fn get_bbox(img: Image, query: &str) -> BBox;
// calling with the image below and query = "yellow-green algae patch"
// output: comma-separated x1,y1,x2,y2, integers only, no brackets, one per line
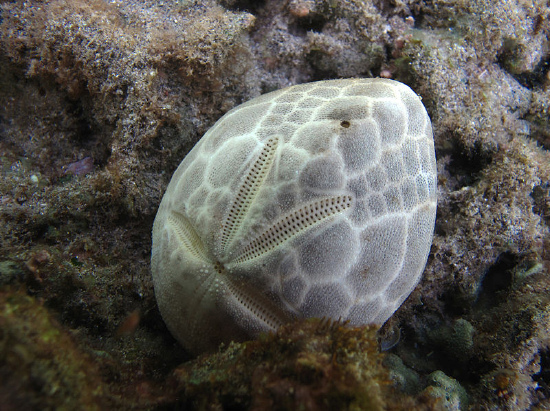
0,289,108,410
173,318,438,410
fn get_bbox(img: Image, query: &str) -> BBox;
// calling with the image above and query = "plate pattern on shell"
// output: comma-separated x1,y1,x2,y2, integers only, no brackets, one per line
151,78,437,355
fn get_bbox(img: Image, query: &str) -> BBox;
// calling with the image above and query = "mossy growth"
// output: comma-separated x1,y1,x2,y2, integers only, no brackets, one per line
173,318,437,410
427,318,475,360
423,371,469,410
384,353,422,396
0,289,109,410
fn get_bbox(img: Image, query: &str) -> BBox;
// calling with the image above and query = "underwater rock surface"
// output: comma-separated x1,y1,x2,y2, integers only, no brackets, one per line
1,0,549,409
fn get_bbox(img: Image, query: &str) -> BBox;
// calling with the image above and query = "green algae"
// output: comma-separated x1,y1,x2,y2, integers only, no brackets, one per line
0,290,108,410
424,371,469,410
173,318,437,410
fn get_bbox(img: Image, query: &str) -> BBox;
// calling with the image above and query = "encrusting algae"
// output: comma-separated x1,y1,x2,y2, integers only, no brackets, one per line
0,289,108,410
173,318,439,410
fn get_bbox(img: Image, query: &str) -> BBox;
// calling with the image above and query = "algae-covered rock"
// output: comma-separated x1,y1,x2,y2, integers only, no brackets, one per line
0,261,24,286
384,353,422,396
0,290,108,410
427,319,475,360
173,319,434,410
423,371,469,411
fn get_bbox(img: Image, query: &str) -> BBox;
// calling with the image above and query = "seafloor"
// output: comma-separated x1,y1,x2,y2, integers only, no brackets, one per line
1,0,549,410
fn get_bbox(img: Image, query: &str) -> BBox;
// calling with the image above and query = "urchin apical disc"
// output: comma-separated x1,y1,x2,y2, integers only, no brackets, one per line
151,78,437,355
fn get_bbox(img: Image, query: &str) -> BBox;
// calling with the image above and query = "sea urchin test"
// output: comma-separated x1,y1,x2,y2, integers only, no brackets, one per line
151,78,437,355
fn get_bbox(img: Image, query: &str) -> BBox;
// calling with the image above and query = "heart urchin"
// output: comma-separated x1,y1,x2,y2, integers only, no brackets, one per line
151,78,437,355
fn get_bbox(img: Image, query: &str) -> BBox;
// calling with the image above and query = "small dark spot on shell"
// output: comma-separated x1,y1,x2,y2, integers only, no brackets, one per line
340,120,351,128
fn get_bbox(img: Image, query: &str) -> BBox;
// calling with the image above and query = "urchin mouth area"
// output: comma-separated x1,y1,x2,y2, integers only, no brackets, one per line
167,209,289,333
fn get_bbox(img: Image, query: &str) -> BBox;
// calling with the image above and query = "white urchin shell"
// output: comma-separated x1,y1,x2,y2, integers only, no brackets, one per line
151,78,437,355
